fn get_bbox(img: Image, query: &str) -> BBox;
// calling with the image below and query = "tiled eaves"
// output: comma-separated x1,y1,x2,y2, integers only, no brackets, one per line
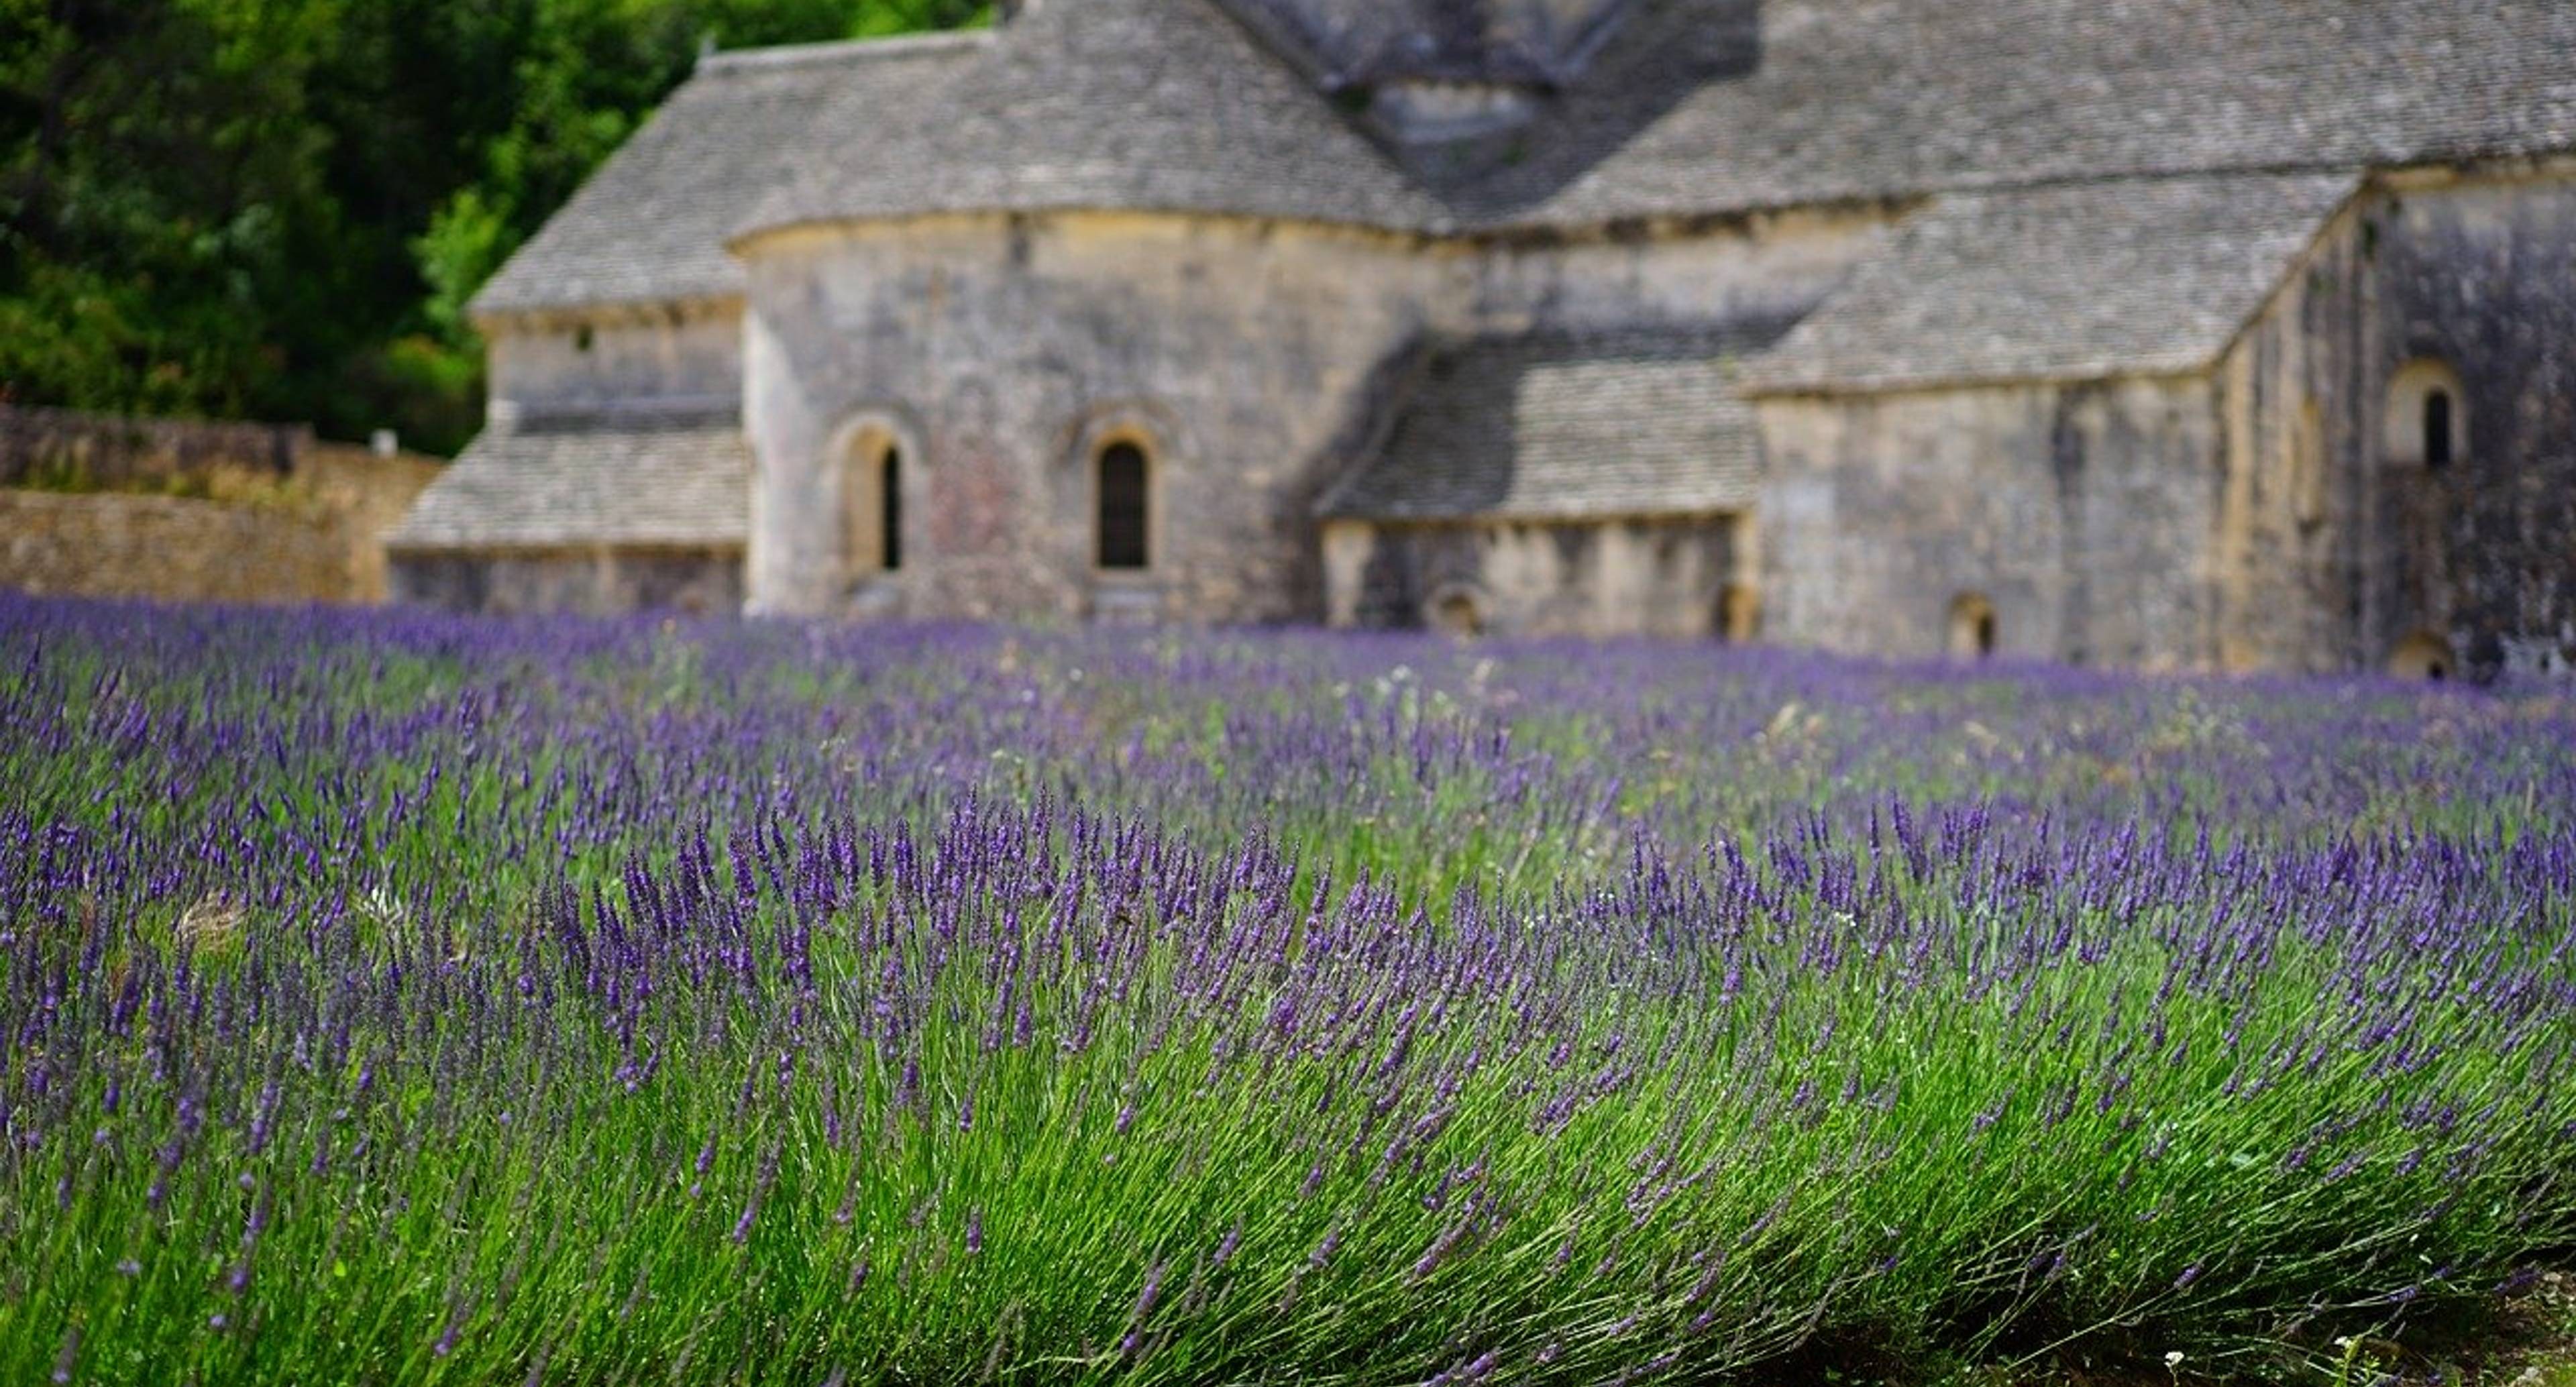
385,423,751,553
494,0,2576,311
1320,325,1789,522
1735,172,2366,398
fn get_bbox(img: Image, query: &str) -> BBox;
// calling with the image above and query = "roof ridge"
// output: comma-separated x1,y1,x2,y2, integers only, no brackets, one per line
1449,317,1801,346
696,29,991,75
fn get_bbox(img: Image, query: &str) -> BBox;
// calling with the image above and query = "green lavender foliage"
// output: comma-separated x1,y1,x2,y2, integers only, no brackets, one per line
0,598,2571,1385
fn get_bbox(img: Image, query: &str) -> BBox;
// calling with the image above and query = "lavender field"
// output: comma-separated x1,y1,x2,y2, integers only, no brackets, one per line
2,595,2573,1385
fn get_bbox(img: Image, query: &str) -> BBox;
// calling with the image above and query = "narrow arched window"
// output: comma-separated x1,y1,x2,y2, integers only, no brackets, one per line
2386,360,2465,470
839,431,904,588
879,446,904,571
1426,585,1487,639
1097,441,1149,570
2423,391,2453,471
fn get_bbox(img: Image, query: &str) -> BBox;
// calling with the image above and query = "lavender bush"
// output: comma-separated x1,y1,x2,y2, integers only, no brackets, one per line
1,595,2571,1384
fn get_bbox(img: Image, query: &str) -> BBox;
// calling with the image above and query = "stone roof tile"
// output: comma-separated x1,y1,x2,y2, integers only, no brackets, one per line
743,0,1446,241
1323,327,1785,520
473,34,987,317
1486,0,2576,227
386,422,749,550
498,0,2576,313
1737,173,2359,395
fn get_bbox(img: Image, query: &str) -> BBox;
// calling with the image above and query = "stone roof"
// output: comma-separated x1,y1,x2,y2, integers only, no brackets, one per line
743,0,1445,241
492,0,2576,304
472,34,988,317
1738,173,2360,396
385,419,749,551
1471,0,2576,227
1321,327,1783,520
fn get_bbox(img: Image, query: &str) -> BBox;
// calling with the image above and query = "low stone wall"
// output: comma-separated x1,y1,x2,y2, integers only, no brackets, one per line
0,422,443,606
302,445,445,602
0,492,355,604
0,404,309,488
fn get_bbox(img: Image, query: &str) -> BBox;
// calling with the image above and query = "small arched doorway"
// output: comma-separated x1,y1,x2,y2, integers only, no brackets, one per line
2387,631,2457,682
1948,593,1998,661
1947,594,1988,663
1425,584,1487,639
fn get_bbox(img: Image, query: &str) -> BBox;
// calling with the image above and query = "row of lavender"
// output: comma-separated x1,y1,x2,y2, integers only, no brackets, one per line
1,595,2572,1383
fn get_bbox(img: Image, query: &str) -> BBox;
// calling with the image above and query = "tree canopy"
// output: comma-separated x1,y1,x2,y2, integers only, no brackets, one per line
0,0,985,455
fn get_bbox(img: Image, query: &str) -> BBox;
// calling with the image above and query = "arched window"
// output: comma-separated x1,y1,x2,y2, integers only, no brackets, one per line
1097,441,1150,570
1948,593,1997,661
2384,359,2466,471
839,431,904,587
878,446,904,571
2422,391,2453,471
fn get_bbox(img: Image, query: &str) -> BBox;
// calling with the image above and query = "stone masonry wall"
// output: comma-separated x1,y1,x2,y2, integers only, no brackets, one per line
390,548,743,617
1752,166,2576,678
745,213,1449,624
1754,378,2223,668
2371,169,2576,679
1,492,360,605
1323,515,1743,639
738,207,1884,626
2213,168,2576,679
2207,202,2366,675
482,301,743,425
303,445,447,601
0,414,442,607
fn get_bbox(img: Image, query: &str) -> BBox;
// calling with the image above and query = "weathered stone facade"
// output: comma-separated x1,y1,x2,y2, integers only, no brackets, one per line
743,214,1446,624
2210,170,2576,679
394,0,2576,675
1753,379,2224,669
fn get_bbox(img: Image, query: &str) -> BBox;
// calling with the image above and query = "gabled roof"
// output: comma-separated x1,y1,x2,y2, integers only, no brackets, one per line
472,34,987,317
386,419,749,551
742,0,1445,241
1737,173,2359,396
492,0,2576,307
1322,326,1785,521
1483,0,2576,228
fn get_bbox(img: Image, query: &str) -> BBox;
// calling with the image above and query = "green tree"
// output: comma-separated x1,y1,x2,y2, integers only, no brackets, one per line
0,0,987,455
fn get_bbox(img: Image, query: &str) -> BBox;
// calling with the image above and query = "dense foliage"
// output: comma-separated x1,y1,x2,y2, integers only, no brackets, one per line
1,596,2572,1384
0,0,982,455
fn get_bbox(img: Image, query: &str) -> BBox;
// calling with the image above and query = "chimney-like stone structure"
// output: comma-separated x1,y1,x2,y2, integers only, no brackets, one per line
1218,0,1635,146
1223,0,1631,85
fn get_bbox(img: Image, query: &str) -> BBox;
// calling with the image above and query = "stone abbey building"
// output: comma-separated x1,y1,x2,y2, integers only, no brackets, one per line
388,0,2576,677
